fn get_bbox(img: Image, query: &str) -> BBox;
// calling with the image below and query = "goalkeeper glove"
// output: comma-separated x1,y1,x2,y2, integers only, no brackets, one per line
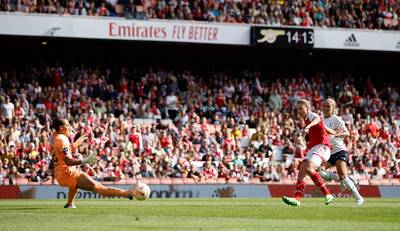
81,153,97,165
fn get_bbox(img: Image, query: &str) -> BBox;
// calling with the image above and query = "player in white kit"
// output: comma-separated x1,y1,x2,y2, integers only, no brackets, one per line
320,99,364,205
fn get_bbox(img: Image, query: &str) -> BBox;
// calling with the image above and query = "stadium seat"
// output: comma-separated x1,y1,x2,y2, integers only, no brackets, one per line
216,178,228,184
15,178,28,185
182,178,195,184
281,178,295,185
370,179,391,185
391,179,400,185
227,178,239,184
102,181,114,185
113,179,126,185
160,178,172,184
358,179,369,185
124,178,136,185
249,178,261,184
381,179,392,185
171,178,184,184
139,178,149,184
40,181,53,185
147,178,161,184
204,178,217,184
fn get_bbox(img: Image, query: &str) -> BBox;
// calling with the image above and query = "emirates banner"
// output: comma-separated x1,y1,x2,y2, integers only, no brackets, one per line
0,13,249,45
1,13,399,52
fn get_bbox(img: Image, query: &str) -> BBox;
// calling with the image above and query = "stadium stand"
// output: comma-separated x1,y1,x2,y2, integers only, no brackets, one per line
0,0,399,30
0,57,399,186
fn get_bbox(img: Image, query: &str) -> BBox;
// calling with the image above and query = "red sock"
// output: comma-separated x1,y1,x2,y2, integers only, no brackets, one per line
294,180,305,201
311,172,330,196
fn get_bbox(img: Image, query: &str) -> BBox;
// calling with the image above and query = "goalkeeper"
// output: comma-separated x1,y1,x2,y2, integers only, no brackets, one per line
51,117,141,208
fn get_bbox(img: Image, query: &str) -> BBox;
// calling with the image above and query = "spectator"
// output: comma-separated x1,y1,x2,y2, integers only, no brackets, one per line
1,96,14,123
0,63,398,185
261,165,280,182
268,89,282,112
202,161,218,180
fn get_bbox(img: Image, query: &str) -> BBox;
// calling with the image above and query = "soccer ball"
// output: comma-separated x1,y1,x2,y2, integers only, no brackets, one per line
133,183,151,201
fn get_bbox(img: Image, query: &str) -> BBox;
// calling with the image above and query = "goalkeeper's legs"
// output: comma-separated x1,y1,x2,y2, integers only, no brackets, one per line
76,172,130,198
65,187,78,208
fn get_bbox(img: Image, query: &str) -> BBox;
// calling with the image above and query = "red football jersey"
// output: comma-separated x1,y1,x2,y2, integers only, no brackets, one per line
305,112,331,150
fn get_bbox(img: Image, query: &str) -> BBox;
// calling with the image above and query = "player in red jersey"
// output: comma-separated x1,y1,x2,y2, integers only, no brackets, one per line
282,99,334,206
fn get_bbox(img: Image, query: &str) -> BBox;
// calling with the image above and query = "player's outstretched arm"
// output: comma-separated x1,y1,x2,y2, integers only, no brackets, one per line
70,135,88,152
305,116,321,133
63,152,97,166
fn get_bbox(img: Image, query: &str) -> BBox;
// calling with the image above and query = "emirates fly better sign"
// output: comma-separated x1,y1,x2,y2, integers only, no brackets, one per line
0,13,250,45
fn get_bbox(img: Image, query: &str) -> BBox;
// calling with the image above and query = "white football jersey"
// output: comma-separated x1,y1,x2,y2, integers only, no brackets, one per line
323,115,348,154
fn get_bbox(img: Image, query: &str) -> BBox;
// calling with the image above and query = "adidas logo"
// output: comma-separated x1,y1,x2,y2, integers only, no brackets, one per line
344,34,360,47
396,41,400,49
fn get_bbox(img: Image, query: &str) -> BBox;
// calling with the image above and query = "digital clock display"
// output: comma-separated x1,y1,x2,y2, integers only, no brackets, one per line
251,27,314,49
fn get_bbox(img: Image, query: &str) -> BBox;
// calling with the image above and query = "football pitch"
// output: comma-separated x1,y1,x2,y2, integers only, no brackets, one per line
1,198,399,231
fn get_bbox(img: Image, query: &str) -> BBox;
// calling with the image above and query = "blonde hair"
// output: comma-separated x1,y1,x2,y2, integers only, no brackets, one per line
297,99,311,109
324,98,336,109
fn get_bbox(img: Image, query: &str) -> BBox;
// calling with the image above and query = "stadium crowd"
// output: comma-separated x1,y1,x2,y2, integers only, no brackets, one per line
0,0,399,30
0,64,399,185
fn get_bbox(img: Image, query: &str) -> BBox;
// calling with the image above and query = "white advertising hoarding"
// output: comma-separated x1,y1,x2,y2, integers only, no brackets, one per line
19,184,270,199
0,13,399,51
314,28,400,52
0,13,249,45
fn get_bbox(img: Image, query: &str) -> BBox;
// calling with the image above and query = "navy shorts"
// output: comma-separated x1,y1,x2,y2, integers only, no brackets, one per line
327,150,348,166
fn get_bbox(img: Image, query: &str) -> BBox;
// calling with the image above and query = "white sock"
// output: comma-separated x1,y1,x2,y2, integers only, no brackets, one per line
342,177,362,199
319,171,340,181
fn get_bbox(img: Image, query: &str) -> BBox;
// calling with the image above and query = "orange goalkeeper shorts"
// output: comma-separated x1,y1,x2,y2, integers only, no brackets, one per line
55,165,83,189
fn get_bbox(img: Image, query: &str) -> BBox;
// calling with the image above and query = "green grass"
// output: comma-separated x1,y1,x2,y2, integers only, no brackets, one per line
0,198,400,231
